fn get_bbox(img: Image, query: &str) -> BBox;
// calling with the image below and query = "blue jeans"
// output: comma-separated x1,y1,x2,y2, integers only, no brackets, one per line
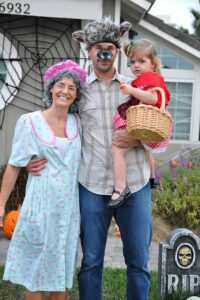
78,182,152,300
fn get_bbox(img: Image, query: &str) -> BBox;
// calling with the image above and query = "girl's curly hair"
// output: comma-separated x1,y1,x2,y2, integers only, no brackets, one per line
123,39,162,75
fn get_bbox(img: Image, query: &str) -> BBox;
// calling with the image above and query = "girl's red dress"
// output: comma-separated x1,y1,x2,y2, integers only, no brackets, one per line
113,72,172,152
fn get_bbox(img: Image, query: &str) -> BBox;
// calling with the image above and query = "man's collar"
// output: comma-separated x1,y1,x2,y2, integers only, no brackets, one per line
87,70,121,84
87,72,97,84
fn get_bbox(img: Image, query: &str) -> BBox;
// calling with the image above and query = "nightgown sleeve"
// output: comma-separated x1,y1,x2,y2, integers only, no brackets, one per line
8,114,38,167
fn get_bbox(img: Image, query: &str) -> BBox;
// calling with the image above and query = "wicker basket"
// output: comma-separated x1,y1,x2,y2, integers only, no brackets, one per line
126,87,172,142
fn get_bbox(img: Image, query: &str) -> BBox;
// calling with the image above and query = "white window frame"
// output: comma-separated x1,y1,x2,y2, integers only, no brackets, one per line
120,53,198,141
0,33,22,111
163,68,199,142
165,78,194,141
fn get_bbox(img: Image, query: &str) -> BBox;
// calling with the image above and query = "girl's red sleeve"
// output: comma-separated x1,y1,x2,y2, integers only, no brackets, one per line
132,72,171,108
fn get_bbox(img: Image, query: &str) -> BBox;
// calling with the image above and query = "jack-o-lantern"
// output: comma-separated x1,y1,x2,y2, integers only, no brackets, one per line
3,206,21,239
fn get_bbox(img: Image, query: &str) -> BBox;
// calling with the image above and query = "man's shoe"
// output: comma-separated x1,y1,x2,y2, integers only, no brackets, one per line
107,186,131,209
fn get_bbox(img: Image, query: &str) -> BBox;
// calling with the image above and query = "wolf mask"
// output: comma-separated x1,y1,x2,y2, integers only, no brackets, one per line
72,17,132,49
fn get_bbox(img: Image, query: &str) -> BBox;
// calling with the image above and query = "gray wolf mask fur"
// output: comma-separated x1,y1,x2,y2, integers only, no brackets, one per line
72,17,132,49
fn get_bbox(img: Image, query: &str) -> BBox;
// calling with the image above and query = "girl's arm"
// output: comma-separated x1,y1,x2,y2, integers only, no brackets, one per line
0,165,21,227
119,82,157,105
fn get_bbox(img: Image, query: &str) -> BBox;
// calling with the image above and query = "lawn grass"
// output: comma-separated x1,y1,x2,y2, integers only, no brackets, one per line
1,265,200,299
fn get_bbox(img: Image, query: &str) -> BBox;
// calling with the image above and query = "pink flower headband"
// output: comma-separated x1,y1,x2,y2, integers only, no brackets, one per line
44,60,87,86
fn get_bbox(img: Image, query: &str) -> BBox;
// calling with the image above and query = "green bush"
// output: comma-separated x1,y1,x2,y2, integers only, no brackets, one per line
153,162,200,229
0,165,28,214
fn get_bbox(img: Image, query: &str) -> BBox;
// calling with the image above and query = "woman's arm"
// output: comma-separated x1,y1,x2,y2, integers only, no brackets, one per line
0,165,20,227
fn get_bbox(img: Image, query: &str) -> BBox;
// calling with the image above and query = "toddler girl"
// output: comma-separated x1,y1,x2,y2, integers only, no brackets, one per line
108,39,171,208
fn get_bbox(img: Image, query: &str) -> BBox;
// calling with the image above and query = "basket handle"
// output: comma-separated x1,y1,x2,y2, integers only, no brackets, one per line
148,87,166,112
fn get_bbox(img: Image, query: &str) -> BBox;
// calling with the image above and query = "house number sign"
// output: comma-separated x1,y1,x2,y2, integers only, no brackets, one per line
0,2,30,15
0,0,102,19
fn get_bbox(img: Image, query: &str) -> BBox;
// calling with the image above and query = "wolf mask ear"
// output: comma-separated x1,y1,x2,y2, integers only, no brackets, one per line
120,21,132,36
72,30,86,43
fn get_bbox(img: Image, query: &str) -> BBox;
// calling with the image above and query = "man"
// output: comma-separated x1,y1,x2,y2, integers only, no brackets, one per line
28,17,152,300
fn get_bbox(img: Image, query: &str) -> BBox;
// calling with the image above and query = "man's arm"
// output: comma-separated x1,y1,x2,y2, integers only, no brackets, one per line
112,129,142,148
27,156,47,176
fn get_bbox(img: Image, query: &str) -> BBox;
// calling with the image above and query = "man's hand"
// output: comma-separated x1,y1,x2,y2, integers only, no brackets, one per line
112,129,142,148
27,156,47,176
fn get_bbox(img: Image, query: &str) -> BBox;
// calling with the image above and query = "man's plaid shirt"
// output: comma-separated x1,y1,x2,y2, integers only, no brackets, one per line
78,71,150,195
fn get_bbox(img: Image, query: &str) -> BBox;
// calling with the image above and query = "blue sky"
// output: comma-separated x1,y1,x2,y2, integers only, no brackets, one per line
149,0,199,33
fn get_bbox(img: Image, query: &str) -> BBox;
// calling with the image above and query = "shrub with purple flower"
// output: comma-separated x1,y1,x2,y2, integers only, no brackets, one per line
153,153,200,230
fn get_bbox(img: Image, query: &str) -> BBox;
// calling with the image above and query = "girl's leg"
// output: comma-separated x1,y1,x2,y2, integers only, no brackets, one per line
111,144,128,200
145,151,157,188
26,291,44,300
145,151,155,179
49,291,68,300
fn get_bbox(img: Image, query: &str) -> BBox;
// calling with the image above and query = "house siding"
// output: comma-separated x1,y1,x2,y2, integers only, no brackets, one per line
1,0,200,166
0,14,82,166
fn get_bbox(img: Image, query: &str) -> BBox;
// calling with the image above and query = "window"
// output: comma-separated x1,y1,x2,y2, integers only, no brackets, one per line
0,57,7,89
126,31,195,141
157,46,194,70
0,34,22,110
166,82,193,140
130,31,194,70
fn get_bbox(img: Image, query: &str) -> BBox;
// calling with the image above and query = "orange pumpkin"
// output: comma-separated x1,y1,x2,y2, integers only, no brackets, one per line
3,206,21,239
114,225,121,237
170,160,178,167
188,162,194,168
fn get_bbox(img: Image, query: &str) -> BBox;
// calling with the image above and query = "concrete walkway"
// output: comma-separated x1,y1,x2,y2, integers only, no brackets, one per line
0,224,159,270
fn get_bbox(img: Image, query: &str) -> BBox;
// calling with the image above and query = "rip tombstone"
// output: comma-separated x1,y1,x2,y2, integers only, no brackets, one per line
158,228,200,296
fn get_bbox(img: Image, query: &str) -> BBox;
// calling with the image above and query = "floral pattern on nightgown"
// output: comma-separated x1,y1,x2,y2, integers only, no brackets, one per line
3,110,81,292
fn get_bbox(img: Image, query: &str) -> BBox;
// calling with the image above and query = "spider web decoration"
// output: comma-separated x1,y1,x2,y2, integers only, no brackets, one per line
0,14,87,129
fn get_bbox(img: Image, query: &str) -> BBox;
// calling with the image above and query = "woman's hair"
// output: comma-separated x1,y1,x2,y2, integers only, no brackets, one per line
43,60,87,113
43,70,84,113
123,39,162,74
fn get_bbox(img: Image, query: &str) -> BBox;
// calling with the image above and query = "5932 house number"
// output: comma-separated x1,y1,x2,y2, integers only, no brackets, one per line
0,2,30,14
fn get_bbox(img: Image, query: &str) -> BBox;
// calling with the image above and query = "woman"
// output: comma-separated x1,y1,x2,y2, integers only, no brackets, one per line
0,60,87,300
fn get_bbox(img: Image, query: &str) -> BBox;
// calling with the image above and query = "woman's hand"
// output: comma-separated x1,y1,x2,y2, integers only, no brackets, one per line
0,165,21,228
112,129,142,148
27,157,47,176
